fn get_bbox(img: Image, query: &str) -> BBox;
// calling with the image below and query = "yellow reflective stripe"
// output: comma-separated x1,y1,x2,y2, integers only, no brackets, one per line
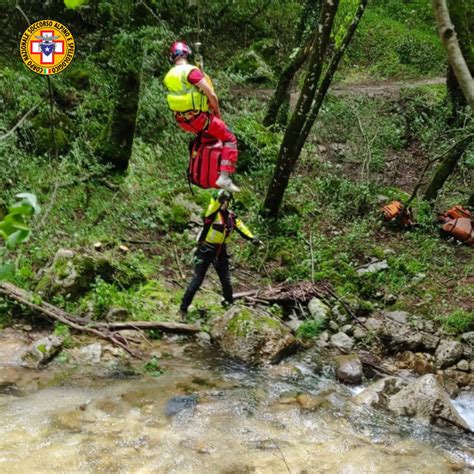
205,198,221,218
235,218,254,240
205,226,225,243
204,208,227,244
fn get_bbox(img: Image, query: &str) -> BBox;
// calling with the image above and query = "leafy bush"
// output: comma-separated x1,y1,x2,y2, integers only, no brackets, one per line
0,193,40,280
296,319,326,341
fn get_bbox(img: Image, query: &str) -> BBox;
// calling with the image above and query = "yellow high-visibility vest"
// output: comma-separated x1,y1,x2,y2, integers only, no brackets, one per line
163,64,209,112
201,195,254,245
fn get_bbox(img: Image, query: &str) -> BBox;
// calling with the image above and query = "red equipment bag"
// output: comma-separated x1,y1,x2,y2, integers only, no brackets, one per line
188,133,222,189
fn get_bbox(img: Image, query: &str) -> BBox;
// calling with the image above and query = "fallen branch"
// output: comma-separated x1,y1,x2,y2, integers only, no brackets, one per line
248,281,333,306
0,282,200,357
0,282,140,357
0,101,41,141
173,244,186,280
325,288,371,332
357,351,400,378
233,290,260,299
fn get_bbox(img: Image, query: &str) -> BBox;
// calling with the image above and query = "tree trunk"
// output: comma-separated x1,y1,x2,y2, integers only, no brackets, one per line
262,0,321,128
446,0,474,119
263,0,339,217
423,0,473,201
262,41,312,128
297,0,369,149
423,135,472,201
264,0,368,217
99,71,140,172
433,0,474,112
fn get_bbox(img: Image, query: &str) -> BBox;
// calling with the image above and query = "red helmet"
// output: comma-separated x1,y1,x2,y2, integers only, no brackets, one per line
168,41,192,64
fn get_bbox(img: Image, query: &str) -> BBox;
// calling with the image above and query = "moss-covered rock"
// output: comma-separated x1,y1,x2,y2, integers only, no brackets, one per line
36,248,146,299
210,306,298,365
21,335,63,369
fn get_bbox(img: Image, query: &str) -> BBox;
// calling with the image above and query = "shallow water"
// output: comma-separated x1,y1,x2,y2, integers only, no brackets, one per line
0,341,473,473
453,392,474,431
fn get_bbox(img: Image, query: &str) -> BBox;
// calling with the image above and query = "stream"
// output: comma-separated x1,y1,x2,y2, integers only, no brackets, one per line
0,337,473,473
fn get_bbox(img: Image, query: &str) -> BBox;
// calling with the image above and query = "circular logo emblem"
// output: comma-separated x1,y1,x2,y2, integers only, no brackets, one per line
19,20,75,76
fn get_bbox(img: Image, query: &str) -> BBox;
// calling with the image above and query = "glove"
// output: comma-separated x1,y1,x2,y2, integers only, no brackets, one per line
252,238,263,247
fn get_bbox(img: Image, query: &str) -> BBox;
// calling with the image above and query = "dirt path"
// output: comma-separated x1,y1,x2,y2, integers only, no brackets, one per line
331,76,445,99
233,76,446,104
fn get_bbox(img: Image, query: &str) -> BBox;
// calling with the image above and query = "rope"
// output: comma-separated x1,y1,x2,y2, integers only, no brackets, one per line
197,0,201,42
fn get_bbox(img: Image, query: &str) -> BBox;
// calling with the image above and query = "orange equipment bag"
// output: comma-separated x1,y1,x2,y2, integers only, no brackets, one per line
382,201,403,221
441,218,474,247
445,205,471,220
381,200,413,226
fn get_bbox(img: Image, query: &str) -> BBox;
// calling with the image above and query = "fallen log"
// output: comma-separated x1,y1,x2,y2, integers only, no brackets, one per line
0,282,200,358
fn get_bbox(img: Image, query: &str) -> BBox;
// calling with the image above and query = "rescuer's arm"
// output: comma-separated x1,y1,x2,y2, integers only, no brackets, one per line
196,79,220,117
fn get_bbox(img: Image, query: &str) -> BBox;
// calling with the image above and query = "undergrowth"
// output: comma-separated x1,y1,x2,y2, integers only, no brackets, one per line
0,4,471,328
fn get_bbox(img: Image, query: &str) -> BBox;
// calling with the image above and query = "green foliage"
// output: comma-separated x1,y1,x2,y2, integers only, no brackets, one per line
231,114,280,172
345,6,445,79
0,193,40,248
296,318,326,341
81,278,176,321
142,356,164,377
0,0,470,336
53,323,73,348
0,193,40,281
333,0,359,48
229,50,275,84
440,310,474,334
64,0,88,8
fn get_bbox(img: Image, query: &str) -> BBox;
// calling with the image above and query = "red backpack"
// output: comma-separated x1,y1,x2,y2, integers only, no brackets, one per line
188,133,222,189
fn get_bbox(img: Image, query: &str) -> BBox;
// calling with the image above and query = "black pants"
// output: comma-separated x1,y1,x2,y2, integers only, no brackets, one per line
180,244,233,311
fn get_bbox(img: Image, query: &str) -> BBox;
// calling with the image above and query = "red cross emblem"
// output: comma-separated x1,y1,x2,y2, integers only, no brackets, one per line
30,30,64,65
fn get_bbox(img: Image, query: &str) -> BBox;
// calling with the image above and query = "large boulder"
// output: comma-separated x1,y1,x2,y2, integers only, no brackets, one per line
330,332,354,352
354,377,406,409
387,374,469,430
334,354,362,384
378,321,439,353
210,306,298,365
21,335,63,368
435,339,464,369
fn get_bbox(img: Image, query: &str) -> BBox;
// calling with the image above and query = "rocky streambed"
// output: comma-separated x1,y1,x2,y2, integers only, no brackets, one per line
0,318,473,473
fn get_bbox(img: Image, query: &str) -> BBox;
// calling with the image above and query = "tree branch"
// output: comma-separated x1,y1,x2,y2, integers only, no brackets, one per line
0,102,41,141
0,282,201,358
